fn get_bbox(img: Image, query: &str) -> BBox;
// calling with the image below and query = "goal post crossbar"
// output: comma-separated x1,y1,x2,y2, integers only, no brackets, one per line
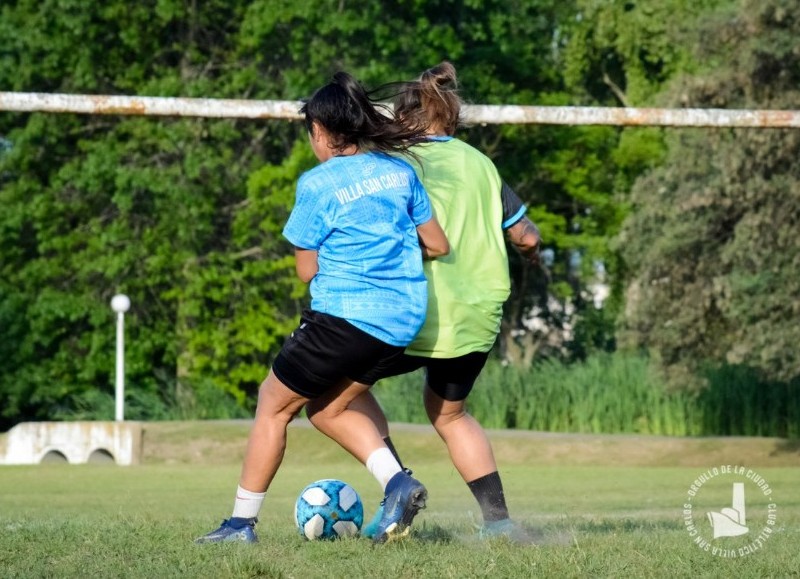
2,91,800,128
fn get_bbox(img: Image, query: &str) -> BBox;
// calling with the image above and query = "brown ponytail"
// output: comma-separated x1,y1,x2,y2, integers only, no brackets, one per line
395,61,463,136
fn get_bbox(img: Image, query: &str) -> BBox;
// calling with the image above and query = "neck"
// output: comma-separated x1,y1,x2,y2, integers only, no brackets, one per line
336,144,359,156
425,123,448,137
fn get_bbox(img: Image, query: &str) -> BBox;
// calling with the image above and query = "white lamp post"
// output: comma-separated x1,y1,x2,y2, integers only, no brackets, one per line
110,294,131,422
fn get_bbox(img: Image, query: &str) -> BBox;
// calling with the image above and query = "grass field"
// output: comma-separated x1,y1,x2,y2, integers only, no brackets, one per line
1,421,798,578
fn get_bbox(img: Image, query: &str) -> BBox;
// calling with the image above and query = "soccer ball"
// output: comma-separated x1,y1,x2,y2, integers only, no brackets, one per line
294,479,364,540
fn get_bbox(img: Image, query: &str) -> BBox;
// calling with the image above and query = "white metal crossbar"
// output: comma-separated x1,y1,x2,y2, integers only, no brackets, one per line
2,91,800,127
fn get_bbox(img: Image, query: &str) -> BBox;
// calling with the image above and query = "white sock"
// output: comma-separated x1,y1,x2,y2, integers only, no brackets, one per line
366,447,403,491
232,485,265,519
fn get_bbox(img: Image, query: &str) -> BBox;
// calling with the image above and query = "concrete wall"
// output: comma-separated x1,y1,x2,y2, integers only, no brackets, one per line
0,421,143,466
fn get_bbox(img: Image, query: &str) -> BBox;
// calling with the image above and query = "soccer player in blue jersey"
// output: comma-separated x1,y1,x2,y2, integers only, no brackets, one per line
307,62,542,544
196,72,449,545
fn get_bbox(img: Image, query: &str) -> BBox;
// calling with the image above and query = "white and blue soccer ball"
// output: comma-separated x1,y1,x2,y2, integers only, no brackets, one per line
294,479,364,540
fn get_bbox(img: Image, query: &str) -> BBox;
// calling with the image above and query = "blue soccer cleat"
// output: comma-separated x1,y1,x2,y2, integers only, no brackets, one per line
194,517,258,544
361,504,384,540
371,470,427,544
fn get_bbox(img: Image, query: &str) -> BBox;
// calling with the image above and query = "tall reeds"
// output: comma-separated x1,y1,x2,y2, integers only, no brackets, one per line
374,354,798,437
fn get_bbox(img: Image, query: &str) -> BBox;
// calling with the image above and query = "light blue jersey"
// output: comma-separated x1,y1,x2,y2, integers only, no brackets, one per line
283,152,432,346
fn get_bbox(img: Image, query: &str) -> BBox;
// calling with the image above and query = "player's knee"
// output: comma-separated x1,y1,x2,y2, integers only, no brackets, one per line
305,399,345,427
426,401,466,427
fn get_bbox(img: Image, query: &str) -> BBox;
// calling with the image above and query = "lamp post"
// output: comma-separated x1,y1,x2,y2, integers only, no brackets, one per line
110,294,130,422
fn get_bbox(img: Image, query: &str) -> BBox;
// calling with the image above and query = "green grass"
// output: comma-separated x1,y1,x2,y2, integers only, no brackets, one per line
1,423,798,578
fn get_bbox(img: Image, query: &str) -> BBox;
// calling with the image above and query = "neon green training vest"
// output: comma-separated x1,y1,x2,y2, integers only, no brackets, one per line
406,138,511,358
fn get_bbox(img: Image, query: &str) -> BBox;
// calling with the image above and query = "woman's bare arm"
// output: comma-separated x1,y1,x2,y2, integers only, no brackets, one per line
416,217,450,259
505,216,541,266
294,248,319,282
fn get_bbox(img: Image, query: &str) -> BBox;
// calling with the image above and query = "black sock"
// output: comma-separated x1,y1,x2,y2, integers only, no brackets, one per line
383,436,405,471
467,471,509,522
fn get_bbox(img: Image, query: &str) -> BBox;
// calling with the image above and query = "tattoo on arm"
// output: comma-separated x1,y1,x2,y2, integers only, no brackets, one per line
506,217,541,266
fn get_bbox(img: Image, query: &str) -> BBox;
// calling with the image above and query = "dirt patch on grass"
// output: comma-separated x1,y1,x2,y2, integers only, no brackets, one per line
138,420,800,468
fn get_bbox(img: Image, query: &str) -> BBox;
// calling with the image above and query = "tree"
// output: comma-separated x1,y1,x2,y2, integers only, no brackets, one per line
618,0,800,385
0,0,299,426
1,0,655,426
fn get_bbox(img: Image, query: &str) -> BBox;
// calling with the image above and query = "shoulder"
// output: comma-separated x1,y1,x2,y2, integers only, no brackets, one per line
372,151,413,169
453,138,495,166
458,141,501,185
429,139,500,185
370,152,420,179
298,158,342,191
298,162,326,184
418,137,493,164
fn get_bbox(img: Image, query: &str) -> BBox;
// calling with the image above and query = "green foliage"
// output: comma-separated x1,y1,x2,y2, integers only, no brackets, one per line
484,120,631,364
56,377,249,421
700,365,800,438
9,0,792,428
0,0,249,94
376,353,799,437
495,0,716,365
618,0,800,385
378,354,688,434
0,1,307,427
562,0,728,106
3,0,642,427
175,141,315,403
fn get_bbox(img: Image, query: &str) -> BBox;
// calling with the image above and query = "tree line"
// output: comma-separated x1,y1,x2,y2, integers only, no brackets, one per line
1,0,798,430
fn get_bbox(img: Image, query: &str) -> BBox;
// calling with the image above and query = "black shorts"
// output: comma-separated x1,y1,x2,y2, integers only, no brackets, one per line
378,350,490,402
272,309,405,399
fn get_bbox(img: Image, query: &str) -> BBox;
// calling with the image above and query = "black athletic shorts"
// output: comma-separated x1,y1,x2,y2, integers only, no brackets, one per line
272,309,405,399
377,350,491,402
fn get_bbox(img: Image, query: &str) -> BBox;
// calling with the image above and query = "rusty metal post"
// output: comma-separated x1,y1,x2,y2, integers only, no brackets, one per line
3,91,800,127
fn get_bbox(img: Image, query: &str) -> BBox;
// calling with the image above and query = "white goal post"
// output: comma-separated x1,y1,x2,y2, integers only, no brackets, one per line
2,91,800,128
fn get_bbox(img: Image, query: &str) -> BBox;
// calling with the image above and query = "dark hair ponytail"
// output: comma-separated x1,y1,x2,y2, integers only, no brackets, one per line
300,72,426,156
395,61,462,136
